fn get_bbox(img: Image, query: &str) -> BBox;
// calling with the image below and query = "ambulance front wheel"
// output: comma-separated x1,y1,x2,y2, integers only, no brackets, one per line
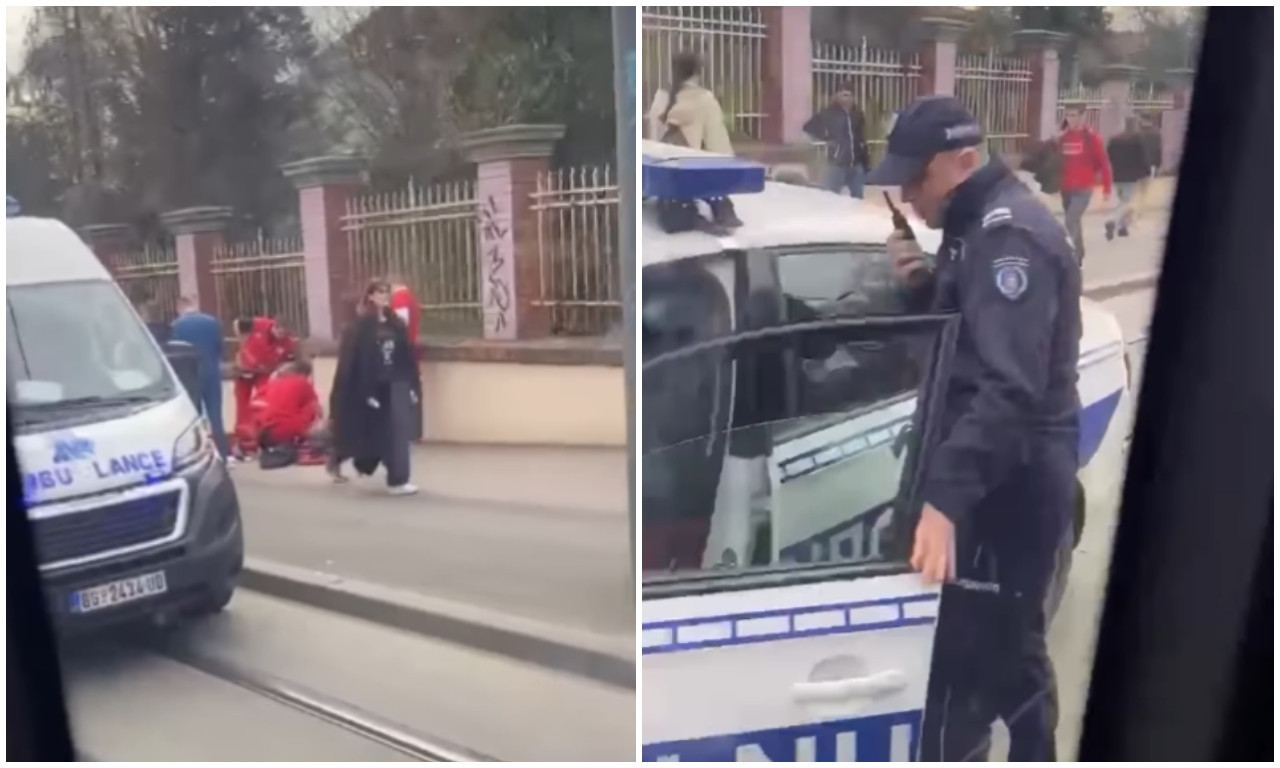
191,581,236,617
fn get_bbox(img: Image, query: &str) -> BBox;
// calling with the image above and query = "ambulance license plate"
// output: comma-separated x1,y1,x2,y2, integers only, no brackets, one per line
70,571,168,614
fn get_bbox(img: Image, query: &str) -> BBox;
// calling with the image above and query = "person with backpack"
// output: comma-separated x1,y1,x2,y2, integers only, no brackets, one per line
803,82,872,198
1057,105,1112,263
646,51,741,230
1105,117,1151,240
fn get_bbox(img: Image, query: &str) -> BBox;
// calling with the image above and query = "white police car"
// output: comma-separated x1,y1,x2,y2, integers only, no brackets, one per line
640,141,1133,761
8,205,244,632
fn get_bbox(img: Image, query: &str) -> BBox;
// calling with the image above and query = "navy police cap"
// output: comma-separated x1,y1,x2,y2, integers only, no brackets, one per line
865,96,985,186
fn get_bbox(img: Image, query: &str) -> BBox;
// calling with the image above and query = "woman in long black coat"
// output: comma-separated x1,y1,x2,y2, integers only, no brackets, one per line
328,279,422,495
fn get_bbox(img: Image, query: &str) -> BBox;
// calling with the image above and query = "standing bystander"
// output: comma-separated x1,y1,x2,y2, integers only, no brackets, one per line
803,82,872,199
170,296,231,460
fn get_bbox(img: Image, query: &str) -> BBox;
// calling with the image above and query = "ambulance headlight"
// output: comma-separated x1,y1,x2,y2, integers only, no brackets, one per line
172,417,215,472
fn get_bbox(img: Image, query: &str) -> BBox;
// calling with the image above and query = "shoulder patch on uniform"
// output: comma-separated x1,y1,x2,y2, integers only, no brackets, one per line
992,255,1030,300
981,207,1013,229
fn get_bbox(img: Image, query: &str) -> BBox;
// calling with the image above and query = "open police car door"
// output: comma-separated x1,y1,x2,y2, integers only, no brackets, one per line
641,157,961,762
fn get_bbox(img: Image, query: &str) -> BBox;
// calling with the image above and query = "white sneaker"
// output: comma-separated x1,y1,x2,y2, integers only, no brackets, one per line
388,483,419,496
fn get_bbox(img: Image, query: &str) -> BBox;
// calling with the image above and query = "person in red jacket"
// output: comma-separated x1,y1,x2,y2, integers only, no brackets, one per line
254,359,324,449
233,316,295,458
387,275,424,441
1058,105,1112,263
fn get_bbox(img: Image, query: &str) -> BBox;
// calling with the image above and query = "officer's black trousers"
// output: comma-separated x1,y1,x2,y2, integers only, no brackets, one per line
919,458,1072,762
919,568,1059,761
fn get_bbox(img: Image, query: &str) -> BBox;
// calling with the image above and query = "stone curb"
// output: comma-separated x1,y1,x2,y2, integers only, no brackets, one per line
1083,271,1161,300
239,557,635,691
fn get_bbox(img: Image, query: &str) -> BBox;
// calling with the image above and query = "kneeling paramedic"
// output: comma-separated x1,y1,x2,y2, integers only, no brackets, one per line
866,96,1081,761
253,359,328,459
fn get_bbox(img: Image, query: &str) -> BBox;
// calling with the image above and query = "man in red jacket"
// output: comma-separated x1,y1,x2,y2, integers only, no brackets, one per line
388,275,424,441
1058,105,1112,263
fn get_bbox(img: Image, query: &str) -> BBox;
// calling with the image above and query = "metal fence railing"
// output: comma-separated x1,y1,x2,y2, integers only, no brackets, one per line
115,244,180,322
1129,83,1174,131
811,38,922,166
343,181,481,336
955,50,1033,158
530,165,621,336
642,6,767,141
210,234,309,339
1057,84,1106,132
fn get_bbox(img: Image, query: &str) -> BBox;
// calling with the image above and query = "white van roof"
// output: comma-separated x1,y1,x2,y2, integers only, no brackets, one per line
6,216,113,287
641,140,941,266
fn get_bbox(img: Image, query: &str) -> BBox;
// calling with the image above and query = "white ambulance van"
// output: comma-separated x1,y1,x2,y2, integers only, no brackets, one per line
7,209,243,632
639,142,1132,761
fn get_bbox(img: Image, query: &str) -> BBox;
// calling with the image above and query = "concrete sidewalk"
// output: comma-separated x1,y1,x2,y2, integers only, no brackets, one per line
1076,207,1167,299
234,442,628,515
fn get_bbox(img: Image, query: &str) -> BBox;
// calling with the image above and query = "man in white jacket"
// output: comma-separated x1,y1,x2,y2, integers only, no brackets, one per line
646,51,734,155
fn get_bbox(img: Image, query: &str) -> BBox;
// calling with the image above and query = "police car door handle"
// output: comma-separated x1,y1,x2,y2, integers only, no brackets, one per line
791,669,908,704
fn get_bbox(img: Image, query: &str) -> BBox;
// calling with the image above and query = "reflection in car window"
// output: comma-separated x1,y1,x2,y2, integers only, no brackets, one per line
773,244,929,318
643,322,935,578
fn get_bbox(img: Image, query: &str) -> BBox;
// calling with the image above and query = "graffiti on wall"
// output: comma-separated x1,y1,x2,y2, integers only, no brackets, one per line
477,167,517,340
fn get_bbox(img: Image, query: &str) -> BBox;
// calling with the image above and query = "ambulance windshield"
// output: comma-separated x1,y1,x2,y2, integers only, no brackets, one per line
7,280,175,423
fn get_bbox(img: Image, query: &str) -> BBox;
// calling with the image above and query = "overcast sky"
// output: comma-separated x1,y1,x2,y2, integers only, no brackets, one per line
5,6,362,75
5,6,1192,75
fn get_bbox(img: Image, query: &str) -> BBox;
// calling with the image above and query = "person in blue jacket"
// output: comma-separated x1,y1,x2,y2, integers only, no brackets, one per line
866,96,1082,762
170,295,232,460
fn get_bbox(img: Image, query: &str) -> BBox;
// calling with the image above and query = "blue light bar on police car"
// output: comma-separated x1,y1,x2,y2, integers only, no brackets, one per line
7,196,19,218
642,155,766,200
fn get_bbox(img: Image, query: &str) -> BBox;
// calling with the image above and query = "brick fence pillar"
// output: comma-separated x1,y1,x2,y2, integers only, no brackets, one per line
915,17,970,97
1098,63,1142,141
460,124,565,341
761,6,813,144
281,155,367,345
1014,29,1070,142
160,206,232,313
1162,67,1196,172
80,223,132,274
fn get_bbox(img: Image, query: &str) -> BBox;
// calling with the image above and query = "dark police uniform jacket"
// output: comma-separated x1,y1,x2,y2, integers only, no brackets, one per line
905,162,1082,558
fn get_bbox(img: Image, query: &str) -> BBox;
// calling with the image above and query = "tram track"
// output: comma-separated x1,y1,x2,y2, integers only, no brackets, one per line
141,633,496,762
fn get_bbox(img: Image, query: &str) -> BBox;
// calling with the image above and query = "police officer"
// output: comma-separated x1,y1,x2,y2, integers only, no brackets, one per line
866,96,1082,761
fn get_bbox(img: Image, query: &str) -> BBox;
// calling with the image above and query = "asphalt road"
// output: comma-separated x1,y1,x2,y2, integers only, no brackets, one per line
61,591,635,762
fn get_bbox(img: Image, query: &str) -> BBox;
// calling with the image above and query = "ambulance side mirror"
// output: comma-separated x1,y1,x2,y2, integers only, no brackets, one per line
163,341,203,409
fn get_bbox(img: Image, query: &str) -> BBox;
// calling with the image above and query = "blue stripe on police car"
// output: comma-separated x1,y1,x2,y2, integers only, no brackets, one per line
644,709,919,762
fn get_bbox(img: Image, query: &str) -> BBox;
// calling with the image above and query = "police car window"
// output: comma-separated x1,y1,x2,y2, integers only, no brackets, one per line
7,281,172,414
773,244,923,318
643,319,945,586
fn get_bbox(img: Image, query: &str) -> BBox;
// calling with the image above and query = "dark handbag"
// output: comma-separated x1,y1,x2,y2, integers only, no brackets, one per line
258,441,298,470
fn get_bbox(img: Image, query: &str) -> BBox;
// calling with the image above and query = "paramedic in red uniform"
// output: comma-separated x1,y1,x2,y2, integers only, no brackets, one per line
255,359,325,449
233,316,296,457
1057,104,1112,263
388,277,423,441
